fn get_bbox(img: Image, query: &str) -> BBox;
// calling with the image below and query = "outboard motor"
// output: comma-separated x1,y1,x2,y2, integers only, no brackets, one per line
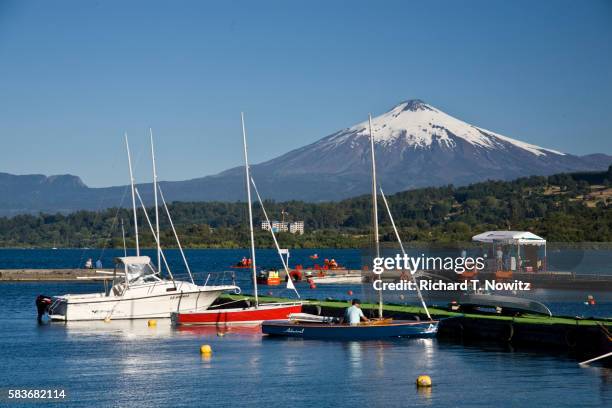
35,295,53,323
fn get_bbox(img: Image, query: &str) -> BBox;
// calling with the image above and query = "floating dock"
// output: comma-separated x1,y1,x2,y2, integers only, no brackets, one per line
215,294,612,364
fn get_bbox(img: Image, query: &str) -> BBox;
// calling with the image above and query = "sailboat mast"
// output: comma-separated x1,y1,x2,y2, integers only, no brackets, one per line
150,129,161,274
368,114,383,319
120,218,127,257
125,134,140,256
241,112,259,307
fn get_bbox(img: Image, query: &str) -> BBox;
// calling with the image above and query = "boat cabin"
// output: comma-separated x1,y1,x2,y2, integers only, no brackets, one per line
107,256,164,295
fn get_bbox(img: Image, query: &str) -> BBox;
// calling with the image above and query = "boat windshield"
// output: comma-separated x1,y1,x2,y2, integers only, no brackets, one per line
126,263,159,284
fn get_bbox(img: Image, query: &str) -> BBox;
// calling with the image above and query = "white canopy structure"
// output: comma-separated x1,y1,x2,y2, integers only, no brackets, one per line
472,231,547,272
472,231,546,246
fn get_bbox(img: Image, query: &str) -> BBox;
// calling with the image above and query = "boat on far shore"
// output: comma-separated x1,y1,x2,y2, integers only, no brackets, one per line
310,274,363,284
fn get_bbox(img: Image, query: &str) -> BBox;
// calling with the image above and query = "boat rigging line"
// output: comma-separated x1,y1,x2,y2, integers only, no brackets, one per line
134,187,177,289
250,176,300,299
158,185,195,285
379,187,432,320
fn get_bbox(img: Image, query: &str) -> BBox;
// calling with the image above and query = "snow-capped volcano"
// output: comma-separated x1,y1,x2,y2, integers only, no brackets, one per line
232,99,607,200
326,99,563,156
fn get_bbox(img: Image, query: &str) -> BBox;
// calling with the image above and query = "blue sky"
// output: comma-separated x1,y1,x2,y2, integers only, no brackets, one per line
0,0,611,187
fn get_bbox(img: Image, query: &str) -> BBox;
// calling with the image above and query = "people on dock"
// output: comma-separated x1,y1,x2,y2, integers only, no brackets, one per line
496,246,503,271
84,258,93,269
343,299,370,326
95,259,103,269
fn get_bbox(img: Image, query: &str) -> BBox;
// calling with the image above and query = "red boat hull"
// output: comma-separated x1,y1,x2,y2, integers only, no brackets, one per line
172,303,302,326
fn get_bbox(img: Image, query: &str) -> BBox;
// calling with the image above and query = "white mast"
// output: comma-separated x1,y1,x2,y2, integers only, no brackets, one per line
241,112,259,307
368,114,383,319
125,133,140,256
134,187,176,289
150,128,161,274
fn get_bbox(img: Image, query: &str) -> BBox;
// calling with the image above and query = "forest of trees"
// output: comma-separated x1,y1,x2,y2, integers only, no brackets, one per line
0,166,611,248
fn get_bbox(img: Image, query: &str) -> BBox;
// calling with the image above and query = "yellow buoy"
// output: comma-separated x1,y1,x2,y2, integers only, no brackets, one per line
416,375,432,387
200,344,212,354
147,319,157,327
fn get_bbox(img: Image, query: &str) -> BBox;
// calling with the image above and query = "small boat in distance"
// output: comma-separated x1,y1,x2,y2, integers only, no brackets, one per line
230,256,253,269
262,114,439,340
310,274,363,285
171,113,302,326
257,269,282,285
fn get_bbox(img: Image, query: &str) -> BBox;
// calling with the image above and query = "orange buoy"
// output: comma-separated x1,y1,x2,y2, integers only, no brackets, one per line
309,283,317,289
347,290,353,296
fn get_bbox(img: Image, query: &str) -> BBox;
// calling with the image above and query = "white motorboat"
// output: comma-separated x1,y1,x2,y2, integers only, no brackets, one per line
48,256,236,321
38,132,239,322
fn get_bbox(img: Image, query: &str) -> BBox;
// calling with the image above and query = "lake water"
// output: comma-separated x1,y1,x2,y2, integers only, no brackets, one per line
0,249,611,407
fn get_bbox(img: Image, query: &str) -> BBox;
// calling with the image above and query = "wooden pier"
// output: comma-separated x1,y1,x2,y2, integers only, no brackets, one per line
0,269,113,281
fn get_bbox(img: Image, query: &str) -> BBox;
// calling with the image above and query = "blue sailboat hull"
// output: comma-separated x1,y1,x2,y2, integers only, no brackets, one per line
262,320,439,340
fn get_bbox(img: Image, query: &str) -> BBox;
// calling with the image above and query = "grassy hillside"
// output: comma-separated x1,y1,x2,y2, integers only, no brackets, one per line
0,166,610,248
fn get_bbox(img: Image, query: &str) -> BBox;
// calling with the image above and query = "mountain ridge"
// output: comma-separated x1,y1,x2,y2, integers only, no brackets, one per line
1,100,611,215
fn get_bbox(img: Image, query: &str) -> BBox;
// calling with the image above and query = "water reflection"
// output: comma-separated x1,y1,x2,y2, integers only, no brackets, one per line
346,341,363,373
175,324,262,338
417,386,432,400
63,318,175,339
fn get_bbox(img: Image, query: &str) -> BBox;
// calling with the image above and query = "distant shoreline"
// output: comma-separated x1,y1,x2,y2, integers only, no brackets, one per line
2,242,612,250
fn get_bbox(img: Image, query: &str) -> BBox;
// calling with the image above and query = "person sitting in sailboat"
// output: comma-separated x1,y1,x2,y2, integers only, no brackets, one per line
343,299,370,326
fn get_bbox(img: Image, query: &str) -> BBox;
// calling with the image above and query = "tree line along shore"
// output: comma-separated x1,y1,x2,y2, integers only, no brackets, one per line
0,167,610,249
